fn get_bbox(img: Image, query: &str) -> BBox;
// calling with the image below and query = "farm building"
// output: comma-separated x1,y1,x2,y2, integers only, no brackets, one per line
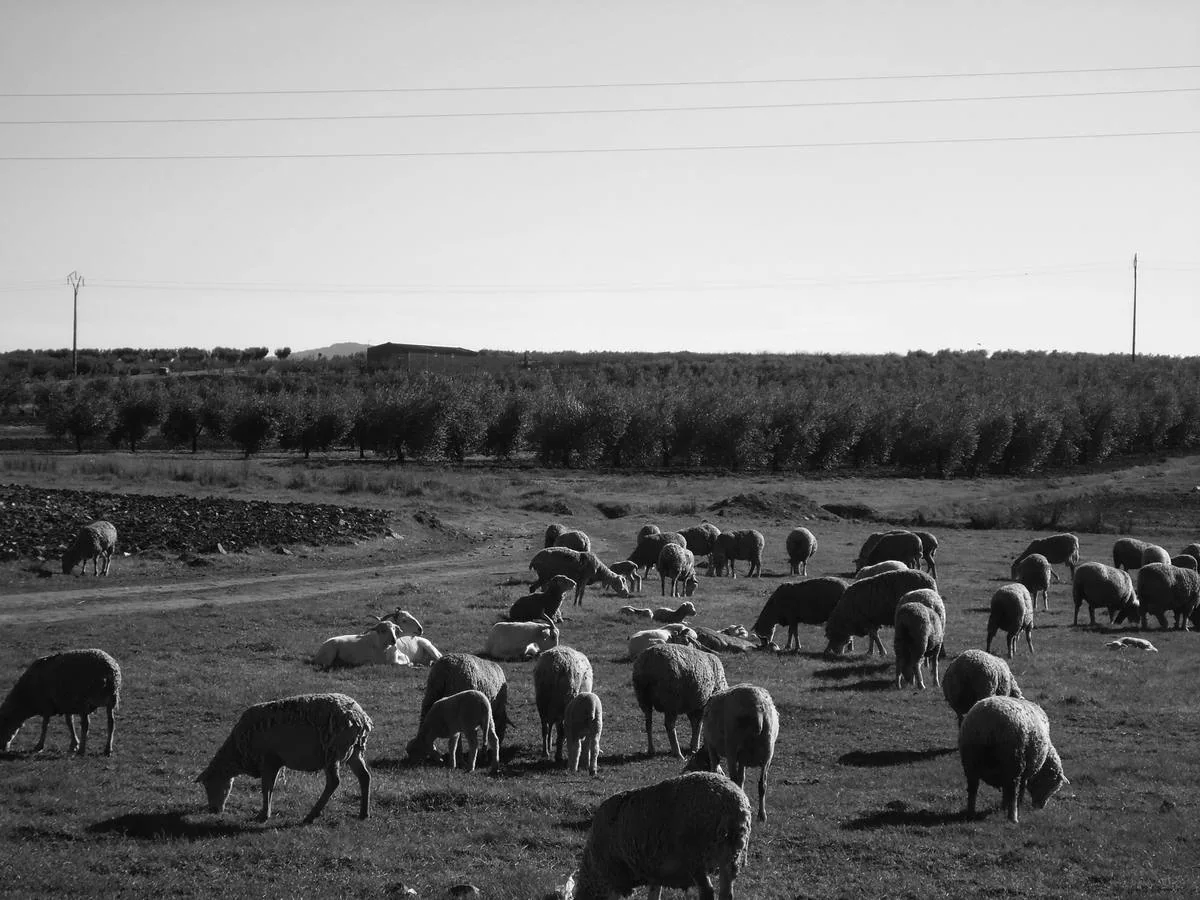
366,342,481,372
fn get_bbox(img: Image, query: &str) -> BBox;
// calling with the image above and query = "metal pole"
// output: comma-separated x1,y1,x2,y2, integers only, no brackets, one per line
1131,254,1137,361
67,271,85,376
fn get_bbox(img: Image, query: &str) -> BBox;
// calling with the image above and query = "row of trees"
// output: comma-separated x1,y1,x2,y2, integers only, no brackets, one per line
1,346,287,381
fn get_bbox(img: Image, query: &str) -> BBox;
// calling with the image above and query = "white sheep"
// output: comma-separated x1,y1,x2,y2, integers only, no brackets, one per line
61,520,118,576
509,575,577,623
941,649,1023,726
563,771,752,899
785,526,818,576
854,530,922,571
894,599,945,690
652,601,698,624
986,584,1035,659
1071,561,1138,626
627,624,700,660
534,646,594,763
752,577,850,651
554,529,592,553
608,560,643,594
824,569,938,656
197,692,373,824
1142,545,1172,567
0,648,122,756
420,653,510,745
376,608,424,634
1134,563,1200,630
631,642,727,758
679,522,721,572
854,560,909,579
959,696,1068,823
564,692,603,776
394,635,443,667
1112,537,1155,570
529,547,631,605
657,544,698,597
712,529,765,578
313,621,405,669
1013,553,1053,611
484,615,560,661
1107,636,1159,651
684,683,779,822
405,689,499,775
1011,533,1079,582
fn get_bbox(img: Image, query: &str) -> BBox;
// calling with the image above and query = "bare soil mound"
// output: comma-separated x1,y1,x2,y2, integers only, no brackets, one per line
707,490,837,522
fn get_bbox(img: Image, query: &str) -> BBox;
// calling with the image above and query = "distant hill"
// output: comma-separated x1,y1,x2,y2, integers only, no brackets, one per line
289,342,368,360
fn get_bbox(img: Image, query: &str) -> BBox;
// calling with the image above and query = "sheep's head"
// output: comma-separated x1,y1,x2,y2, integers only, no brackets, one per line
405,734,441,764
0,710,23,751
548,575,576,597
676,601,697,618
1029,745,1069,809
371,621,402,647
682,576,698,598
609,573,631,599
534,615,561,654
60,552,78,575
197,771,235,814
385,608,424,635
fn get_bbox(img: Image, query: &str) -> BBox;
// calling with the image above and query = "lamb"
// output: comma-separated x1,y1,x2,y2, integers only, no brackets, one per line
619,605,655,618
197,692,372,824
394,635,443,667
509,575,577,623
1107,636,1159,651
652,601,698,624
1011,533,1079,581
1171,554,1199,571
854,530,922,571
608,560,643,594
684,684,779,823
894,600,944,690
854,560,909,579
1141,545,1172,567
628,624,701,659
544,523,570,547
914,530,940,579
1112,537,1155,571
941,649,1023,726
405,689,500,775
529,547,631,605
534,646,594,763
563,771,752,900
986,584,1035,659
658,544,698,597
0,648,122,756
376,608,424,634
1013,553,1053,611
563,691,603,776
751,577,850,651
483,615,560,661
785,526,818,576
554,529,592,553
313,621,405,669
631,642,727,757
420,653,510,744
61,520,118,576
1134,563,1200,630
823,569,938,656
626,531,687,577
959,696,1068,823
679,522,722,571
1071,561,1138,626
711,529,766,578
689,625,760,655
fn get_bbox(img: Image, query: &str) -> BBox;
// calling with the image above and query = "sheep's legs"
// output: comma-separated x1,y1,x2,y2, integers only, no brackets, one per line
258,759,283,822
347,751,371,819
303,762,341,824
1024,627,1035,655
1002,782,1019,823
586,736,599,776
695,873,716,900
33,715,52,752
447,734,462,770
540,719,552,758
717,863,737,900
567,738,582,772
104,705,116,756
77,712,90,755
965,776,980,817
758,761,771,823
64,715,80,753
463,728,480,773
554,722,566,763
664,713,684,759
686,712,703,755
646,886,663,900
643,707,656,756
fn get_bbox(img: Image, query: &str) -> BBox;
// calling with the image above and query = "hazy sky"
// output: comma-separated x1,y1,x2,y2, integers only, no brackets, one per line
1,2,1197,356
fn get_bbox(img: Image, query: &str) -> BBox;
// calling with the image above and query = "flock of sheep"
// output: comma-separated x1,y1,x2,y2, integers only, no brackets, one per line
7,518,1200,897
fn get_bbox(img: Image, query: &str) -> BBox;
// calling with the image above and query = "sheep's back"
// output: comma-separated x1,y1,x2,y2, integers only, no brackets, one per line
942,649,1021,718
5,649,121,716
632,644,727,716
534,647,593,722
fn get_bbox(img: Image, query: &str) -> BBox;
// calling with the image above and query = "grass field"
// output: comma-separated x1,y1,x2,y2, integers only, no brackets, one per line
2,452,1199,899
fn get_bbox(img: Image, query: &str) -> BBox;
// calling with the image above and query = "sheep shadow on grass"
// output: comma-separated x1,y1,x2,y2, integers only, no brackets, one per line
810,661,894,691
841,800,974,831
88,807,262,841
838,747,957,768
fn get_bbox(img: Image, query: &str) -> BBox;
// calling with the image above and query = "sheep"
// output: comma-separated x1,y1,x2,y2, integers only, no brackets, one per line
823,569,938,656
711,529,766,578
563,771,752,900
509,575,577,623
1071,561,1138,626
894,600,944,690
395,635,443,667
0,648,122,756
628,624,701,659
631,642,727,758
405,689,500,775
544,523,569,548
1107,636,1159,651
679,522,721,571
313,620,404,669
563,691,603,776
554,529,592,553
658,544,698,597
198,692,373,823
608,559,644,594
986,584,1035,659
684,684,779,823
529,547,631,605
689,625,760,655
1113,537,1156,571
959,696,1068,823
785,526,818,576
619,605,655,618
534,646,594,763
627,531,687,578
377,608,424,634
1141,545,1171,567
751,577,850,651
941,649,1023,727
1134,563,1200,630
484,615,560,661
420,653,510,745
914,530,940,578
61,520,118,576
1183,542,1200,567
1013,553,1053,611
854,560,909,579
652,601,698,624
1012,533,1079,581
636,523,661,540
1171,554,1199,571
854,530,922,571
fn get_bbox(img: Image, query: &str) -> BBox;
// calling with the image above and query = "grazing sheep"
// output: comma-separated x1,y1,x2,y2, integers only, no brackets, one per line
608,560,644,594
509,575,576,623
824,569,938,656
785,527,818,576
555,529,593,553
752,577,850,651
1171,554,1198,571
1113,537,1156,571
894,600,944,690
1013,553,1053,611
627,531,687,578
563,771,752,900
684,684,779,823
959,696,1068,823
1134,563,1200,630
0,648,122,756
534,647,594,763
712,529,766,578
854,560,909,579
395,635,443,667
377,608,424,634
679,522,722,571
1071,561,1138,626
564,692,603,776
544,523,569,548
637,523,661,541
1182,543,1200,567
1141,545,1172,568
986,584,1035,659
941,649,1023,726
914,530,940,579
197,692,372,824
529,547,631,605
313,621,404,669
484,615,560,661
421,653,510,744
405,689,500,775
61,520,118,576
658,544,699,597
652,601,698,624
632,643,728,758
628,625,700,660
854,530,922,571
1012,533,1079,581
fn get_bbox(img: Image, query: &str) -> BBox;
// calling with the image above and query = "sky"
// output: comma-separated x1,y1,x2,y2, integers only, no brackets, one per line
1,1,1197,356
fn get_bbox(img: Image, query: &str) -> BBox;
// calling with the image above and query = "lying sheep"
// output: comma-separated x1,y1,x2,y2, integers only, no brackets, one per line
627,531,687,578
1012,533,1079,582
959,696,1068,823
529,548,631,605
395,635,442,667
1113,537,1155,571
608,560,643,594
534,646,594,763
313,621,404,669
564,771,752,900
785,527,818,576
658,544,699,597
197,692,373,823
509,575,576,623
627,624,700,659
894,600,944,690
0,648,122,756
684,683,779,822
484,615,559,661
679,522,721,572
619,606,655,618
914,530,940,579
61,520,118,576
854,560,909,579
752,577,850,651
854,530,922,571
986,584,1035,659
632,643,727,757
554,529,592,553
941,649,1023,726
1134,563,1200,630
712,529,766,578
824,569,938,656
652,601,698,624
377,608,424,634
421,653,510,745
405,689,500,775
1071,561,1138,626
564,692,603,776
689,624,760,654
1013,553,1053,611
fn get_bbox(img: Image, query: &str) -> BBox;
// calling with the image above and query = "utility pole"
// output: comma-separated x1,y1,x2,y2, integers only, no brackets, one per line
68,270,84,377
1130,253,1138,362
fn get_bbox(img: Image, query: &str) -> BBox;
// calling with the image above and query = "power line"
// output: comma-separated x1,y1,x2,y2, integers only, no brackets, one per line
2,64,1199,99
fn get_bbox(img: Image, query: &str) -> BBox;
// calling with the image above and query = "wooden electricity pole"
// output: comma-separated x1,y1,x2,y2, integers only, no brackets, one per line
1130,254,1138,361
68,270,85,377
